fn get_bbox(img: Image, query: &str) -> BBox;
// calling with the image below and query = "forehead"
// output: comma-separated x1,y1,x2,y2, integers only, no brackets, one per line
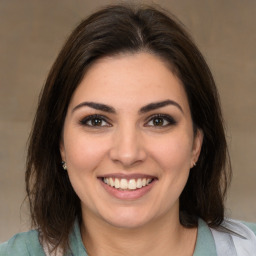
69,52,190,113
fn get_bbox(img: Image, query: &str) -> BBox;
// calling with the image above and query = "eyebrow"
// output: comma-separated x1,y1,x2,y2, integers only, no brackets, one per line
72,102,116,113
72,99,183,114
139,100,183,114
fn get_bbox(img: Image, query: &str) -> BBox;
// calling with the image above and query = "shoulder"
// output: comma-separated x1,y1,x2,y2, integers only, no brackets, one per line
243,221,256,235
0,230,45,256
221,218,256,238
210,218,256,236
210,218,256,255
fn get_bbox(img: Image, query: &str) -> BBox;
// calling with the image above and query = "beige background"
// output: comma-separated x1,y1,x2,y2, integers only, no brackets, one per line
0,0,255,242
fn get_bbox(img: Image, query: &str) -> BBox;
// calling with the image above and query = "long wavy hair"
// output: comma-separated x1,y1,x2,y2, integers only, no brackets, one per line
26,4,231,253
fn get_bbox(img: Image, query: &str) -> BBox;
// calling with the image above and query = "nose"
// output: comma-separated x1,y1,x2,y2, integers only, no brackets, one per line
109,124,147,167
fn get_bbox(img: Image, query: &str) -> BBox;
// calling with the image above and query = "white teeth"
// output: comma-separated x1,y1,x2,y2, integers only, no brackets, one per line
120,179,128,189
146,178,151,185
114,178,120,188
128,179,136,190
103,177,153,190
137,179,142,188
110,177,114,187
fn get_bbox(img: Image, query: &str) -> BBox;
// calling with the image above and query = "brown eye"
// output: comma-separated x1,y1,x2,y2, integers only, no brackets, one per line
80,115,111,127
146,114,176,127
153,117,164,126
91,118,103,126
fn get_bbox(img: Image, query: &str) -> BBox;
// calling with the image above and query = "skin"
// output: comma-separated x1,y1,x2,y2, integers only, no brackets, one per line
60,52,203,256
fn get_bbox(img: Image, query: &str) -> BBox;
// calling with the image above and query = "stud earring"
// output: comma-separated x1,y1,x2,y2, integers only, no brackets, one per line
62,161,67,170
191,161,196,168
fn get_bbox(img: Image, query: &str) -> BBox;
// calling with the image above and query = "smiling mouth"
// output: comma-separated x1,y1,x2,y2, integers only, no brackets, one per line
102,177,154,190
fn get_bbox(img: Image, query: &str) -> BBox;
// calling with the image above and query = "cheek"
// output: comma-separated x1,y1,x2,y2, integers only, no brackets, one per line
151,134,193,203
149,134,193,172
64,130,108,172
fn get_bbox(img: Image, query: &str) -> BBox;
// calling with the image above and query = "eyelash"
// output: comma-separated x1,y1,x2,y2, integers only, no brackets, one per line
79,114,111,127
79,114,176,128
145,114,177,127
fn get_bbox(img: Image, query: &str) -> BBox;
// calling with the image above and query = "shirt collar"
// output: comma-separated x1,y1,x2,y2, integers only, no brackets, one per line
193,218,217,256
68,218,217,256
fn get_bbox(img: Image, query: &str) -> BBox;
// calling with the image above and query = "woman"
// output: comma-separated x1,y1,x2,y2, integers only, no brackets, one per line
0,4,255,256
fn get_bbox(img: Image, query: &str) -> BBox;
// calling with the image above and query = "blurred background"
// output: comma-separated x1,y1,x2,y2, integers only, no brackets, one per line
0,0,255,242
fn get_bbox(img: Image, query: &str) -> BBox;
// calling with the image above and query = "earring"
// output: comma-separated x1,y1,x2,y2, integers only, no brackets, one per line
62,161,67,170
191,161,196,168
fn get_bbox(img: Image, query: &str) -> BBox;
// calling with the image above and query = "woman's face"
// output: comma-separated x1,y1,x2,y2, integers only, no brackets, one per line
60,52,203,229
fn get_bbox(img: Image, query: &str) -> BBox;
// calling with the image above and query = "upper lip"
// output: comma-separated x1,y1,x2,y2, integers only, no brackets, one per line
98,173,157,180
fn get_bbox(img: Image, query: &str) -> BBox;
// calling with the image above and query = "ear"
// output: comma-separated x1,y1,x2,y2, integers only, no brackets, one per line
60,139,66,162
190,129,203,168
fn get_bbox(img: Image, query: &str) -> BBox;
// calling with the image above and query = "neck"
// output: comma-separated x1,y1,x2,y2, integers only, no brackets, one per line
81,209,197,256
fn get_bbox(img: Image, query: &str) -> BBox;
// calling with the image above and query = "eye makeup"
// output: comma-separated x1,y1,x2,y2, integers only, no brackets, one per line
79,114,112,127
78,112,177,130
145,114,177,128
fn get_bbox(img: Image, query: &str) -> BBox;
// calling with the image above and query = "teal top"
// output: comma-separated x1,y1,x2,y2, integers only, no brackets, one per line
0,219,256,255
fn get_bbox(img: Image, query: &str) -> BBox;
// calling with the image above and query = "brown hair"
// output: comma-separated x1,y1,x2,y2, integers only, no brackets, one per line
26,4,231,253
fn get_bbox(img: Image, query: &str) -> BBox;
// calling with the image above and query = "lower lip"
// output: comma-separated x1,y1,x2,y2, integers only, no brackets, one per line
99,179,156,200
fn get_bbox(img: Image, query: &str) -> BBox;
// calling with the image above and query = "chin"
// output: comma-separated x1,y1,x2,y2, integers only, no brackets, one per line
106,218,149,230
100,207,154,230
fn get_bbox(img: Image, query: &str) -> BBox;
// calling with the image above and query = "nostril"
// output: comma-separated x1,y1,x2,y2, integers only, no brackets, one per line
109,133,147,165
109,147,147,167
